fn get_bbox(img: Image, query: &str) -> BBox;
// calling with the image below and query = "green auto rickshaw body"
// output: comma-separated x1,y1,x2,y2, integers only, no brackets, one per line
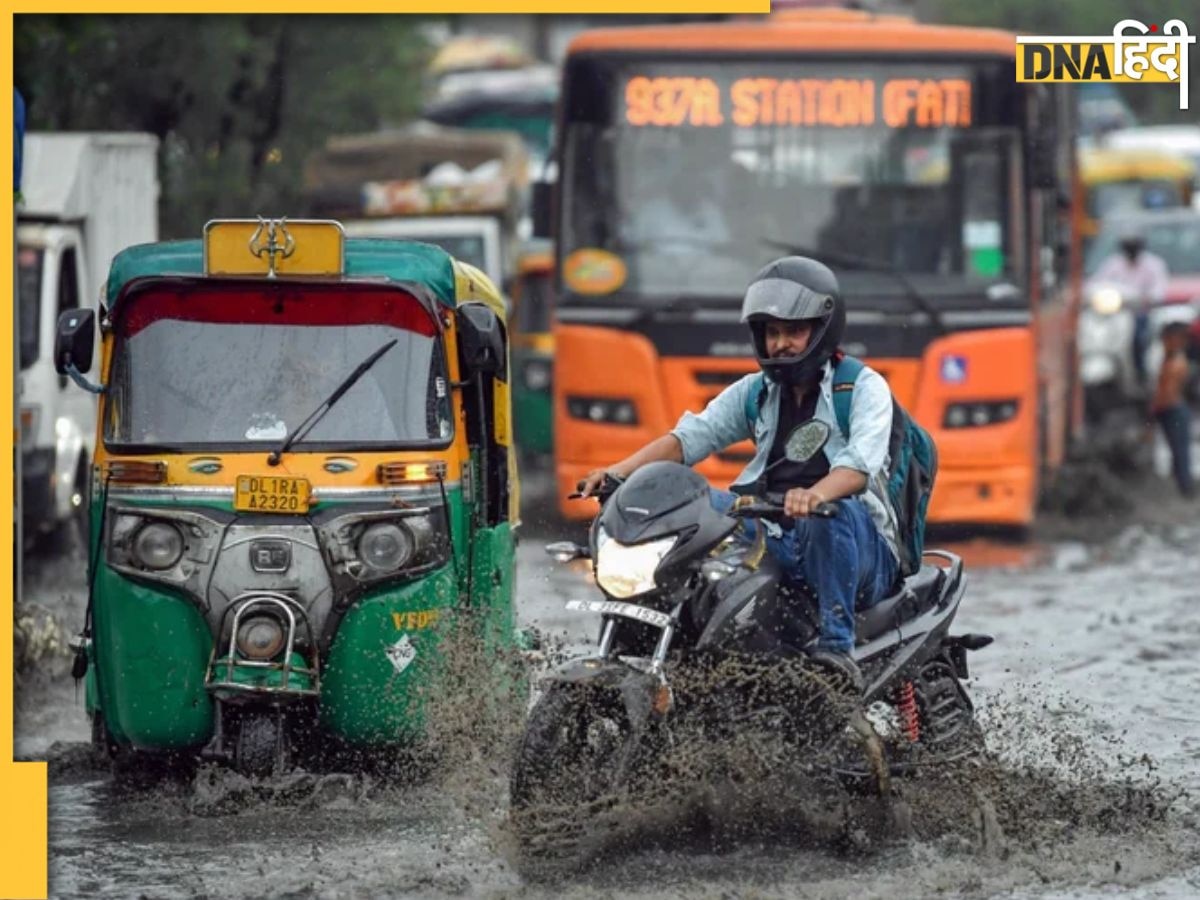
78,222,519,757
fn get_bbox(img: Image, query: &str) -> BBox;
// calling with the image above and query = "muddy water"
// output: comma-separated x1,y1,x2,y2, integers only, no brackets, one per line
16,469,1200,899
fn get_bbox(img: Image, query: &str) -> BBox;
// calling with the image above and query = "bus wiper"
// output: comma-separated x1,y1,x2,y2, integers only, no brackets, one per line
762,240,947,336
266,339,398,467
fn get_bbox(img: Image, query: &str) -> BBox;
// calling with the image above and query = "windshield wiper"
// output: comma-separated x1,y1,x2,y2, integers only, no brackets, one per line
266,339,398,467
762,239,948,336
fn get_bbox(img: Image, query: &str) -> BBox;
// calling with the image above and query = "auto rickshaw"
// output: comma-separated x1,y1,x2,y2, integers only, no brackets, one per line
508,239,555,462
56,218,519,775
1079,147,1196,253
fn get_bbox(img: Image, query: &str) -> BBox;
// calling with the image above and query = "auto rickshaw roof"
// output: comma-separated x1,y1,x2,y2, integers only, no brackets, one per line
105,237,458,310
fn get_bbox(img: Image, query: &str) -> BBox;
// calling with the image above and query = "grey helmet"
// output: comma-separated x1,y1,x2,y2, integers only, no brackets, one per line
740,256,846,386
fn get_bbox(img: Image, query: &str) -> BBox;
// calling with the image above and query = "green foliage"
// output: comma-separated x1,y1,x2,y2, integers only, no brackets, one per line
926,0,1200,125
15,15,433,238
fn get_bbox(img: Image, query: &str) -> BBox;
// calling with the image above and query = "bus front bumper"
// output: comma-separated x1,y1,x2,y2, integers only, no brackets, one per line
926,463,1036,527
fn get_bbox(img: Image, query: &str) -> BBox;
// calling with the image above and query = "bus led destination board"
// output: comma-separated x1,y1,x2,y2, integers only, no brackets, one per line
625,76,973,129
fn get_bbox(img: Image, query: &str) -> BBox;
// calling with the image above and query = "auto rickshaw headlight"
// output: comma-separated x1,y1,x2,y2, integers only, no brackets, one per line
132,522,185,570
236,616,287,660
358,523,414,573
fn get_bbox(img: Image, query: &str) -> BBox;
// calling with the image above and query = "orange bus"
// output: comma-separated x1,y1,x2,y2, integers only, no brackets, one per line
550,9,1080,527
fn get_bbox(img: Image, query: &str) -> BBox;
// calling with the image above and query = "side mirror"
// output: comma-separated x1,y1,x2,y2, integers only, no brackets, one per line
545,541,589,563
530,180,553,240
54,308,95,375
457,303,506,378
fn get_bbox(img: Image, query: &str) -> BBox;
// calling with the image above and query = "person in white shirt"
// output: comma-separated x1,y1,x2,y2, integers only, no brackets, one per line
1093,229,1169,383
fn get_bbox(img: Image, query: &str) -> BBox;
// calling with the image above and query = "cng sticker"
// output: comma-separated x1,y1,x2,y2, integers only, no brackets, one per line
385,634,418,675
563,248,627,296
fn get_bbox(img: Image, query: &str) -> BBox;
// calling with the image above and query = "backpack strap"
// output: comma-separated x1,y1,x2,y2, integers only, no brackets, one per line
831,355,864,439
743,372,767,432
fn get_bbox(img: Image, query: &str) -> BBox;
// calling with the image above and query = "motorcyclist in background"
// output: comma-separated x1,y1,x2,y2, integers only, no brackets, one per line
579,257,902,689
1093,229,1169,384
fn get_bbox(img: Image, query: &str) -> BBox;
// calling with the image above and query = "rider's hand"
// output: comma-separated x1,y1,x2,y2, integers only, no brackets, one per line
783,487,827,518
578,468,616,498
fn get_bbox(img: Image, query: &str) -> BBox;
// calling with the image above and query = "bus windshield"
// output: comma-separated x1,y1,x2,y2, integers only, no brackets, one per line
561,57,1023,302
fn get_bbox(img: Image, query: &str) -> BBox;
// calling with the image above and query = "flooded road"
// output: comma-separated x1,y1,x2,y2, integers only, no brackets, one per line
15,469,1200,899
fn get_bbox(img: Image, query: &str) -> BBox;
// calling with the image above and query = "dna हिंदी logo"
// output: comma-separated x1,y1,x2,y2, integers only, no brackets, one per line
1016,19,1195,109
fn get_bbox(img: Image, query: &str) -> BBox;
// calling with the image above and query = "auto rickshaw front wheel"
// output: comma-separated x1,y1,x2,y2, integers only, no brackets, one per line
235,711,289,777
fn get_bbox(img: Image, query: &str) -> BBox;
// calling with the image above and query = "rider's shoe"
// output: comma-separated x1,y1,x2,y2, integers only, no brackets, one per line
807,647,864,694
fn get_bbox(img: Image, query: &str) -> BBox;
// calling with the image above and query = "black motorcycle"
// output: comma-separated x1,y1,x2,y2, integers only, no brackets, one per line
510,456,992,859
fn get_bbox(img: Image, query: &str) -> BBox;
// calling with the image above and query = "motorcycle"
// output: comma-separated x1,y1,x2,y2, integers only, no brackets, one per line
509,450,992,861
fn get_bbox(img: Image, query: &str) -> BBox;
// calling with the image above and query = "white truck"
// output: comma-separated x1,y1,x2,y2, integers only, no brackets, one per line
17,132,159,549
303,125,527,290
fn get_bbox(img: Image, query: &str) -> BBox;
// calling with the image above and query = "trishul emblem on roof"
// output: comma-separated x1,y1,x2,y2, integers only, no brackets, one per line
248,217,296,278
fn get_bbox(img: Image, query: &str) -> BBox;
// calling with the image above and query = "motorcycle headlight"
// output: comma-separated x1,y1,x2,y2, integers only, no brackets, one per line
594,528,676,599
1090,287,1124,315
358,522,414,574
132,522,184,570
236,615,286,660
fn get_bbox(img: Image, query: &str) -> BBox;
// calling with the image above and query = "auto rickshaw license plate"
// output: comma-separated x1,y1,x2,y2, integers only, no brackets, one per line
234,475,311,514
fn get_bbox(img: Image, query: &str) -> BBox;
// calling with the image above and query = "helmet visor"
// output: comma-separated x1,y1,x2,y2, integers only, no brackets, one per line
740,278,834,323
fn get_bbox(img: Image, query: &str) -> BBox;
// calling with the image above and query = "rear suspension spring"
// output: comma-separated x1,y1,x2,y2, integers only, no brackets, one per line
897,680,920,742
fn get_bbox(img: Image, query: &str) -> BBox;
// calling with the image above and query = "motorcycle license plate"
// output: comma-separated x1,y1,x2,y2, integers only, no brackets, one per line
565,599,671,629
234,475,311,513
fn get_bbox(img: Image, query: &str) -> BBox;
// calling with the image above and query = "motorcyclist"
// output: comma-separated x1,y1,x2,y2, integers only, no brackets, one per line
578,256,902,689
1092,229,1169,383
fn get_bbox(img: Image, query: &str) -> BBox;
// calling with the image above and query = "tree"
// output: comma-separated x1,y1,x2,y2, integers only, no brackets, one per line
15,15,433,237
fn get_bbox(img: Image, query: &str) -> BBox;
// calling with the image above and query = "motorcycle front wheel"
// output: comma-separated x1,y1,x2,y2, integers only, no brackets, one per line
509,684,641,872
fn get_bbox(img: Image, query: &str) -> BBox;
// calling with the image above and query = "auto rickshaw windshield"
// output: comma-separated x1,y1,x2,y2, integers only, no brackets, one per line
104,282,453,450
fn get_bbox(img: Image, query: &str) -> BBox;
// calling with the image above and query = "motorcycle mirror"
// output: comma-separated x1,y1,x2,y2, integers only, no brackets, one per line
783,421,831,464
545,541,589,563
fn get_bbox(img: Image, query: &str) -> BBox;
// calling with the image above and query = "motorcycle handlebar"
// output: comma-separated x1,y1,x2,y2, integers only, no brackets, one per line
730,497,839,521
568,472,624,501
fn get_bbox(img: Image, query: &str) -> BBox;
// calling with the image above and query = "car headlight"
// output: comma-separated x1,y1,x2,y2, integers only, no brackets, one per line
132,522,184,570
236,615,286,660
594,528,675,599
523,359,552,392
358,522,414,574
1090,287,1123,315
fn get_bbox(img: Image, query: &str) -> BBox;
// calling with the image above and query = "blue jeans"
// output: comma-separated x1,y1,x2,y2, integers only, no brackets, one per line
1156,405,1195,497
709,489,900,653
1133,312,1150,384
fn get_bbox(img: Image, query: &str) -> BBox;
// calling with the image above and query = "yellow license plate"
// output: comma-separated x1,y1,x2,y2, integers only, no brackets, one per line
234,475,311,514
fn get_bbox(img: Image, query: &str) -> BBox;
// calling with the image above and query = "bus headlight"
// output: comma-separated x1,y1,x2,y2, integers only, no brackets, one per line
1089,287,1124,315
567,395,639,426
943,400,1019,429
523,359,552,392
132,522,185,570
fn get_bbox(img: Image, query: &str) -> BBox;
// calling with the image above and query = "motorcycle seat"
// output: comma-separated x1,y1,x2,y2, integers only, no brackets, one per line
854,562,945,644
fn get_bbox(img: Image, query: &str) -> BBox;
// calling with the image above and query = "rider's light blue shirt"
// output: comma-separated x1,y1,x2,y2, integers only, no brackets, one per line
670,360,900,561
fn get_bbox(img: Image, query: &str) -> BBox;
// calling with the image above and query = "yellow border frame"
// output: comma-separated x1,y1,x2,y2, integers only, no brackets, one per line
4,4,769,897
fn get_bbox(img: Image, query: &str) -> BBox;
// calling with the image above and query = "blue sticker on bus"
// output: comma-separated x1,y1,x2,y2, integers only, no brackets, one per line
940,355,968,384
